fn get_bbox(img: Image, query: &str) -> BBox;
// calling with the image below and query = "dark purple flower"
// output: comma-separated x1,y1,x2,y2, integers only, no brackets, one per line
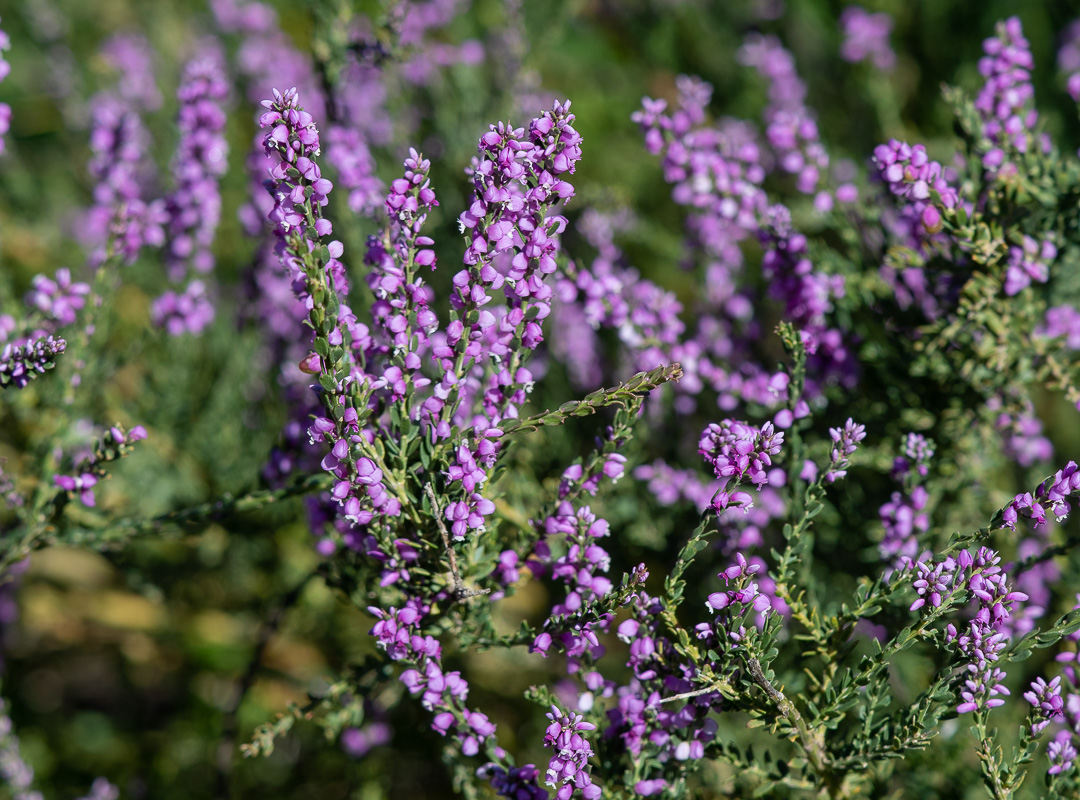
0,336,66,389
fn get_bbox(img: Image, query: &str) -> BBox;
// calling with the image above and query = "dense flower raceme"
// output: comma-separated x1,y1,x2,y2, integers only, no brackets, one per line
910,547,1028,714
369,603,497,760
879,433,934,571
839,6,896,71
1001,461,1080,530
632,74,851,413
871,138,962,247
543,705,601,799
81,36,167,265
605,554,780,780
704,552,777,641
976,17,1046,171
151,44,230,336
699,419,785,513
0,336,66,389
550,208,685,392
0,18,10,154
737,34,829,200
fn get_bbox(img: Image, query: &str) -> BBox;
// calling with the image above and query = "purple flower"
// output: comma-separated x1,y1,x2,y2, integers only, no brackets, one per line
543,705,600,799
957,665,1010,714
840,7,896,70
1002,461,1080,530
1048,730,1078,775
1002,235,1056,296
54,472,99,507
0,19,10,154
1037,305,1080,350
26,268,91,328
1024,676,1064,735
480,762,550,800
151,281,216,336
0,336,66,389
976,17,1041,167
826,417,865,481
699,419,784,514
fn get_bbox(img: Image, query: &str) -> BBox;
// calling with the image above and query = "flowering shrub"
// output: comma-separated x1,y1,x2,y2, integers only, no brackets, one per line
2,1,1080,798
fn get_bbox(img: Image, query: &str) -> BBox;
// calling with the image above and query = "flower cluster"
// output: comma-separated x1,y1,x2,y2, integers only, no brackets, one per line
370,603,497,758
0,336,66,389
82,39,167,265
879,433,933,570
543,705,600,799
825,417,866,482
478,762,549,800
839,7,896,71
25,268,90,328
911,547,1027,714
1003,234,1056,296
1001,460,1080,529
152,44,230,335
976,17,1042,170
738,34,828,198
872,139,961,238
0,18,10,154
698,419,784,514
1023,675,1064,735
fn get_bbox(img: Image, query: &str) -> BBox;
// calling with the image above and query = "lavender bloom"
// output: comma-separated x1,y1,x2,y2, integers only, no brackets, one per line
479,762,550,800
1002,461,1080,530
25,268,90,327
912,547,1029,716
370,603,497,760
880,433,933,570
1024,676,1065,735
699,419,784,513
825,417,865,482
1048,729,1078,775
159,42,230,318
151,281,216,336
705,552,775,639
976,17,1042,169
437,101,582,429
738,34,828,196
101,33,161,111
74,778,120,800
0,698,43,800
324,125,383,217
0,19,11,154
551,209,685,390
1059,21,1080,100
873,140,960,212
839,7,896,71
1002,234,1056,296
341,723,392,758
989,396,1053,467
957,665,1010,714
543,705,601,799
1037,305,1080,350
82,93,165,264
0,336,66,389
52,424,147,507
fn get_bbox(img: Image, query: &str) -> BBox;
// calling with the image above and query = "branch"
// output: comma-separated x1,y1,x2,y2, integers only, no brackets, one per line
499,363,683,436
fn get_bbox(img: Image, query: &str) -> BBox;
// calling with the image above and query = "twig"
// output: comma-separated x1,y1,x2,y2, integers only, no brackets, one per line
658,681,729,705
746,657,841,797
423,483,489,602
